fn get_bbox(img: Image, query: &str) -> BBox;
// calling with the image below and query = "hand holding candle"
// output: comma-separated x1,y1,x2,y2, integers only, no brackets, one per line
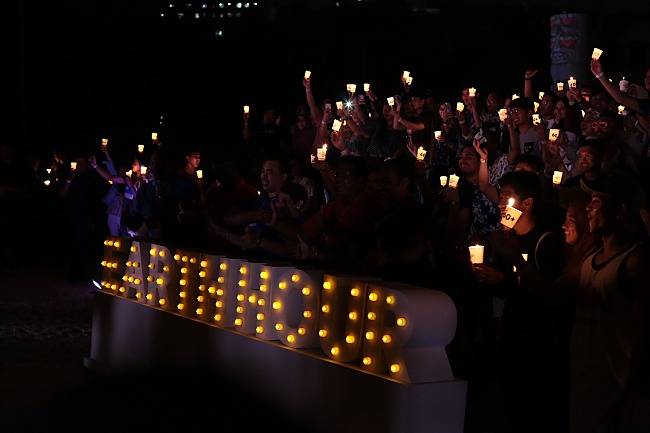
568,77,577,89
364,83,370,93
448,173,459,188
196,169,203,179
556,82,564,92
332,119,342,132
243,105,250,114
552,170,563,186
387,96,395,107
304,70,311,80
469,87,476,97
456,102,464,112
532,114,541,125
138,144,144,154
549,129,560,142
101,138,108,146
416,146,427,161
440,176,448,187
498,109,508,122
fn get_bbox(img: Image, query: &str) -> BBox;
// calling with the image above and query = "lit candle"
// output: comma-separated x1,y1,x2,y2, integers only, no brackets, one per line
501,197,523,229
512,93,520,100
332,119,342,132
126,170,133,177
46,168,51,174
387,97,394,107
468,245,484,265
448,174,460,188
406,76,413,85
101,138,108,146
349,84,357,93
591,47,603,60
416,146,427,161
498,108,508,122
316,144,327,161
532,114,541,125
364,83,370,92
70,162,77,170
243,105,250,114
434,130,442,140
151,132,158,141
439,176,448,187
141,165,148,175
556,82,564,92
549,129,560,142
618,105,625,115
619,77,629,92
568,77,577,89
138,144,144,154
534,101,540,112
468,87,476,97
304,70,311,79
456,102,464,112
403,70,410,79
336,101,343,110
196,169,203,179
44,180,51,186
552,170,563,186
539,91,545,100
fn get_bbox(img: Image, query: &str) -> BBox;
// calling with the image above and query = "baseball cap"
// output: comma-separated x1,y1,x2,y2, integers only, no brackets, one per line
580,170,645,212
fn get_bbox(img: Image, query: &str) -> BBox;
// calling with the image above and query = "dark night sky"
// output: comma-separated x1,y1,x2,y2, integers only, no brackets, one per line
1,1,649,163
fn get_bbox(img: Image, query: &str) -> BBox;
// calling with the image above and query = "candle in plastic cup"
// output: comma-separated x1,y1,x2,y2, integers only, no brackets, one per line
138,144,144,153
126,170,132,177
151,132,158,141
403,70,410,79
498,109,508,122
468,87,476,97
553,171,563,185
44,180,51,186
501,199,522,229
364,83,370,92
349,84,357,93
456,102,464,112
539,91,545,100
101,138,108,146
556,82,564,92
141,166,148,175
532,114,541,125
196,169,203,179
549,129,560,142
70,162,77,170
568,77,577,89
416,147,427,161
512,93,519,100
534,101,540,112
468,245,484,265
592,47,603,60
619,77,629,92
406,76,413,85
243,105,250,114
387,97,394,106
618,105,625,115
434,130,442,140
316,145,327,161
336,101,343,110
448,174,460,188
332,119,342,132
440,176,448,187
304,70,311,79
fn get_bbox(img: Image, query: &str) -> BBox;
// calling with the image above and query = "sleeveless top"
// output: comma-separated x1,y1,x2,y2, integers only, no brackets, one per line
570,242,643,433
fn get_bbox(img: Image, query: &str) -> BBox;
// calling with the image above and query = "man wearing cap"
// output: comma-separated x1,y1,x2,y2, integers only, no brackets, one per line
570,170,650,433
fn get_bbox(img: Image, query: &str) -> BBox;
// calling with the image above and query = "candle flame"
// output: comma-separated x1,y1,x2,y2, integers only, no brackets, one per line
508,198,515,207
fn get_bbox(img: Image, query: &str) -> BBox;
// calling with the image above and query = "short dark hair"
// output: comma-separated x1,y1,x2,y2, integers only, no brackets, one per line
509,96,535,112
337,155,368,181
499,169,542,203
515,154,545,173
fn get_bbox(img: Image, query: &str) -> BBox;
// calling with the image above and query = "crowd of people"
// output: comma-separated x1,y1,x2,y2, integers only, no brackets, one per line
2,56,650,433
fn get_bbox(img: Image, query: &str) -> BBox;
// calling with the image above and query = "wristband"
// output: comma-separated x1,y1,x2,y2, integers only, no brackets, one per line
480,158,486,164
595,72,605,79
306,89,311,92
91,164,97,169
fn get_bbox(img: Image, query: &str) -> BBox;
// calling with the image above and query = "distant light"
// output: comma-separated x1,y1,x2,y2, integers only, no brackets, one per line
215,30,223,37
169,4,174,7
236,2,242,8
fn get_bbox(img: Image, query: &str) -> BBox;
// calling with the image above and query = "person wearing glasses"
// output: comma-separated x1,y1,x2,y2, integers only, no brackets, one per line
508,97,544,159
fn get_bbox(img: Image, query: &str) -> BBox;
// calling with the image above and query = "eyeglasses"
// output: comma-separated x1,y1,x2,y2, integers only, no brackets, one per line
509,108,526,114
591,121,610,128
577,153,594,160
